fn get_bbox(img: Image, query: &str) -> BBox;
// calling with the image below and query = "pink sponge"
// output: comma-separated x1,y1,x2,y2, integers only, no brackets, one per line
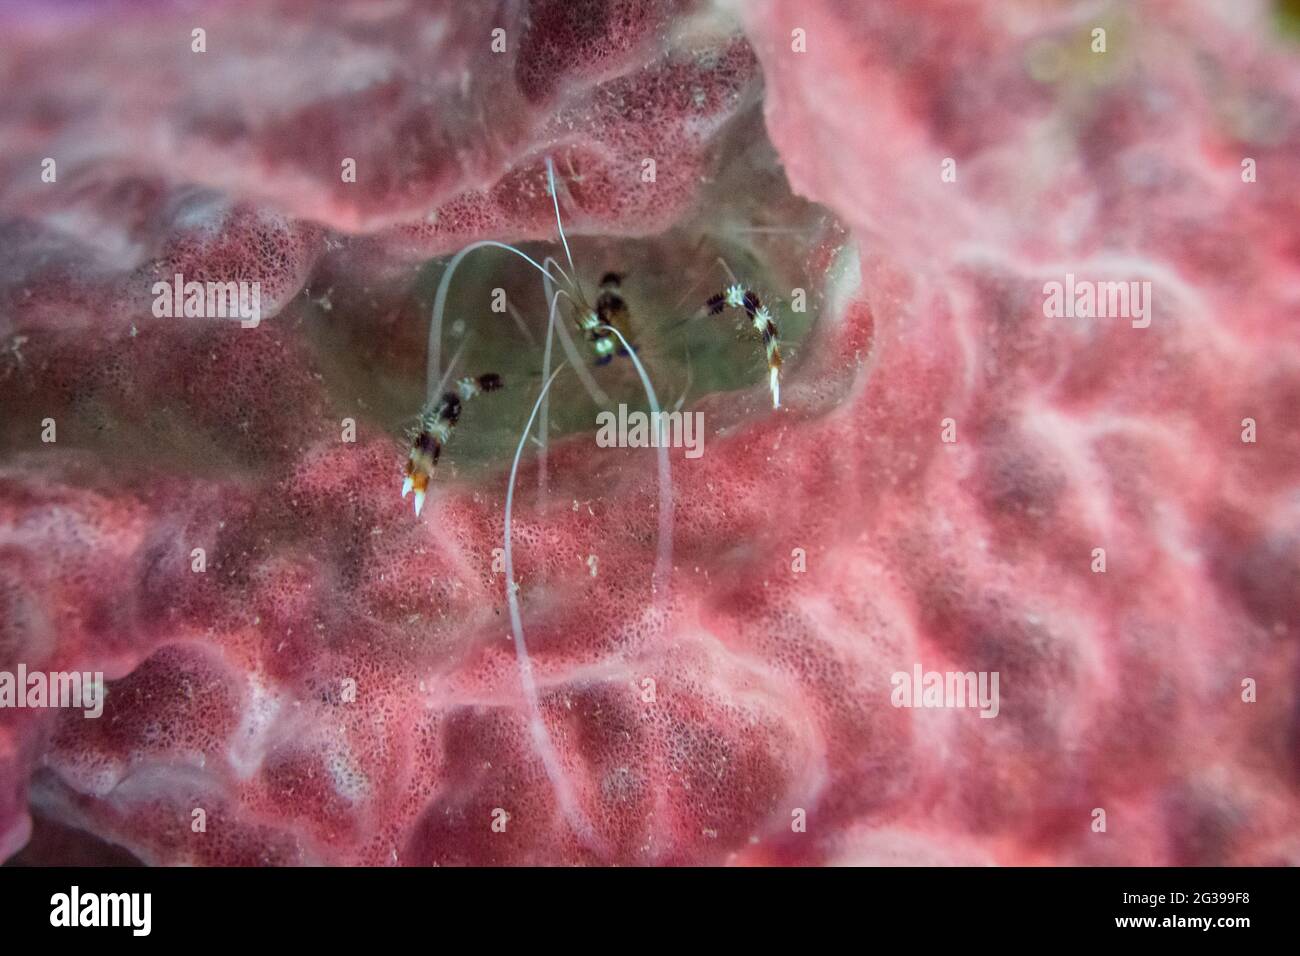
2,0,1300,867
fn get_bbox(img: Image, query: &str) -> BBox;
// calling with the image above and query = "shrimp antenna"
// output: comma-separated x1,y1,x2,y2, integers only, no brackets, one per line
503,359,599,849
598,324,674,602
545,156,586,306
427,240,567,403
536,288,566,501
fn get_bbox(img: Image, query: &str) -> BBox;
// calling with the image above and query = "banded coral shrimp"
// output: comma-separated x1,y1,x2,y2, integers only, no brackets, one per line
405,156,676,849
418,156,677,578
405,152,818,852
415,156,799,524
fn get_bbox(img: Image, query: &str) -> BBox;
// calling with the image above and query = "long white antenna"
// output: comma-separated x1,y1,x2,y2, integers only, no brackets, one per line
502,360,598,849
427,239,565,403
545,156,585,304
598,324,673,603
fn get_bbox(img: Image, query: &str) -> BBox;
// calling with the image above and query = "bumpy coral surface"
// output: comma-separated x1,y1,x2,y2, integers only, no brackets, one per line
1,0,1298,865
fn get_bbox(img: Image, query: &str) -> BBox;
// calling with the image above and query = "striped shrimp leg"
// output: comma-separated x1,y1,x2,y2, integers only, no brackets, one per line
706,283,783,408
402,372,503,516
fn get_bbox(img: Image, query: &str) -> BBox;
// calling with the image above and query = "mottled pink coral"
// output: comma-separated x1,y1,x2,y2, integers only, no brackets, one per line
1,0,1298,866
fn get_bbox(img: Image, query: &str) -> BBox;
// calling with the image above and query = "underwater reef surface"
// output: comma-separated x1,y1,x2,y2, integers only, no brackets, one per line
0,0,1298,865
